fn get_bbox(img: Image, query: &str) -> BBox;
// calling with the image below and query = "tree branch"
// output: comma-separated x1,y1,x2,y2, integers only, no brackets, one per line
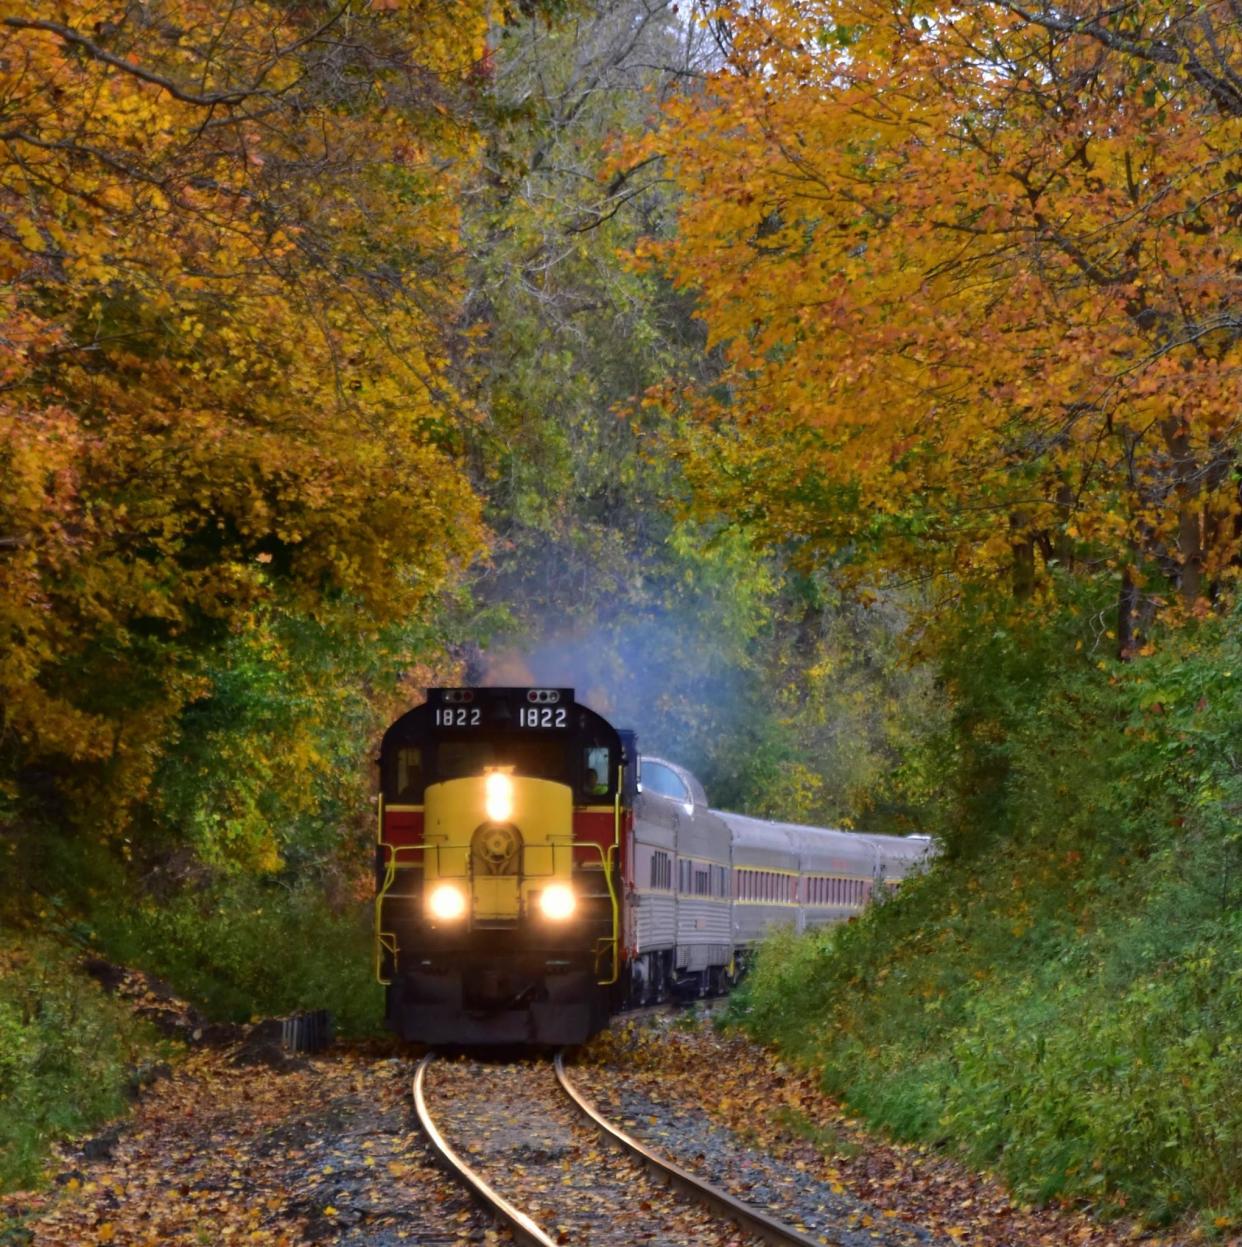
1001,2,1242,115
2,17,265,106
2,8,350,109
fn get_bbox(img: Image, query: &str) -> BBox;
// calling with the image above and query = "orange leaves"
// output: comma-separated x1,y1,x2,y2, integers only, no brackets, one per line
0,0,491,824
645,0,1242,616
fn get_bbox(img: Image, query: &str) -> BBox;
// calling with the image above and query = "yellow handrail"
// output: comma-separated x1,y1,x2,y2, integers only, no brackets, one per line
593,770,623,985
374,793,391,984
374,793,625,989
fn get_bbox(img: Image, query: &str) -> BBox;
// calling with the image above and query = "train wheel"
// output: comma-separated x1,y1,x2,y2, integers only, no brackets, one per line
652,953,670,1004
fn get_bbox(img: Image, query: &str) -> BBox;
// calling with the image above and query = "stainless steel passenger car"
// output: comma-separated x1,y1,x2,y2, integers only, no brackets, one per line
789,825,880,931
717,813,799,948
866,831,935,892
629,757,733,1000
627,759,935,1001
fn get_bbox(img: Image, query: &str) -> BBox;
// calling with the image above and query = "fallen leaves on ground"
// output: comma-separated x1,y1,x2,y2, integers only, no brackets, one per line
1,1044,485,1247
423,1056,758,1247
581,1018,1229,1247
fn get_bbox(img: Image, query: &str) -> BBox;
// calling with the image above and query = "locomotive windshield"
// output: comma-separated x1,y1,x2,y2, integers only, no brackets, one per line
436,737,569,783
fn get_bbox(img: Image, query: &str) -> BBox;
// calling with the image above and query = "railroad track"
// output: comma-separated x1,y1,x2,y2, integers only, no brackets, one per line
413,1051,833,1247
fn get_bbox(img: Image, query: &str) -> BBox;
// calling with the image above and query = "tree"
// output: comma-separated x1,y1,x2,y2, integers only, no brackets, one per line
465,0,716,630
452,3,937,818
641,0,1241,653
0,2,489,834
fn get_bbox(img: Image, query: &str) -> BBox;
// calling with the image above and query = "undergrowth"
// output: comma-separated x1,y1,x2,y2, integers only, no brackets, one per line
732,595,1242,1233
0,868,381,1192
86,877,384,1039
40,846,385,1039
0,936,165,1191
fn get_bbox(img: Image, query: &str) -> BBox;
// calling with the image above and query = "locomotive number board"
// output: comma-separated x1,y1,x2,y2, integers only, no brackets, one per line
430,688,575,730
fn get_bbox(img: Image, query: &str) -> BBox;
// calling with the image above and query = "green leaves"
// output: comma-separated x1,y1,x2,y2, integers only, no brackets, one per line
1,0,490,837
735,597,1242,1231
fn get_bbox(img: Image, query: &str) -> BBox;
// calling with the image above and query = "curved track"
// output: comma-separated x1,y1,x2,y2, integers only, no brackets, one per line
554,1052,829,1247
412,1055,556,1247
414,1051,833,1247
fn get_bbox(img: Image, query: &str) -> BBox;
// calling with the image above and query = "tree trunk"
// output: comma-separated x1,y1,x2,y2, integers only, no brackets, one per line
1117,566,1140,661
1161,417,1204,608
1011,512,1035,599
1054,482,1075,569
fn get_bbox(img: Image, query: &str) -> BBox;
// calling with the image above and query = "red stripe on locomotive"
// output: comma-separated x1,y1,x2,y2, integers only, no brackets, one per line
381,809,423,865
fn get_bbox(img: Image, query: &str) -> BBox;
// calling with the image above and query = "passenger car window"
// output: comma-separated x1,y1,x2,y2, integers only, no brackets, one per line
641,761,690,805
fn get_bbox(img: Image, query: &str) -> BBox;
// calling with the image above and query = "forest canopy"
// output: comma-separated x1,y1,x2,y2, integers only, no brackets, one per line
1,1,488,836
642,0,1241,651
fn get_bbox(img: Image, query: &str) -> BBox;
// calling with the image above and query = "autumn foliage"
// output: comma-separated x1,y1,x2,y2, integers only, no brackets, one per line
645,1,1240,648
0,2,488,826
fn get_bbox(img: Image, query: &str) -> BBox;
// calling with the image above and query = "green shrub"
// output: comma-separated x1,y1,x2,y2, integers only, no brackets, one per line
733,597,1242,1230
86,876,384,1038
0,936,163,1191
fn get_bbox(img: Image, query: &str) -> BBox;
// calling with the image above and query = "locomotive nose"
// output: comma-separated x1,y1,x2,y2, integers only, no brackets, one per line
421,772,576,923
475,822,521,869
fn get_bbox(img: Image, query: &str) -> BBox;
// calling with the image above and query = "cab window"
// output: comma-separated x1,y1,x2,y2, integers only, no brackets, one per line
582,746,611,798
394,747,423,800
435,738,568,783
436,740,495,778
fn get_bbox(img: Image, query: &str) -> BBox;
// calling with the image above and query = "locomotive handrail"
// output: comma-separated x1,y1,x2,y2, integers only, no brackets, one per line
593,771,623,987
374,794,623,987
374,792,393,984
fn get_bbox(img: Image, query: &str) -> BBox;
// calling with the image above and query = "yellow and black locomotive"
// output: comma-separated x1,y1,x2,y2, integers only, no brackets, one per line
376,686,934,1045
375,687,636,1044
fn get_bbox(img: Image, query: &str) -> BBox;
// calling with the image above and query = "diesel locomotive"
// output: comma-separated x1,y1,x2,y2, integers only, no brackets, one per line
374,687,931,1044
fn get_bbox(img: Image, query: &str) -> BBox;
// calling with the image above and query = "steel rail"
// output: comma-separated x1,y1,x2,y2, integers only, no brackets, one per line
554,1051,838,1247
412,1054,558,1247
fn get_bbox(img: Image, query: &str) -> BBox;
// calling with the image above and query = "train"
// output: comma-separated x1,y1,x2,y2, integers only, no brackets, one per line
374,686,933,1044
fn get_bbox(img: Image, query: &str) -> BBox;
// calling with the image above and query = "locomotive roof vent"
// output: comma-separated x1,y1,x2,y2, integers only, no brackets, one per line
527,688,561,704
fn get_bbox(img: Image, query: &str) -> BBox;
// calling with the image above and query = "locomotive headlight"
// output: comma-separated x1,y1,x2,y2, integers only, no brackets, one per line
427,882,467,921
539,883,576,921
484,771,514,824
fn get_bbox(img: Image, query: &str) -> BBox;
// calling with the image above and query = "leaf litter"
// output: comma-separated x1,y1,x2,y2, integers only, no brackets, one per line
2,990,1227,1247
1,1042,487,1247
422,1055,762,1247
578,1015,1220,1247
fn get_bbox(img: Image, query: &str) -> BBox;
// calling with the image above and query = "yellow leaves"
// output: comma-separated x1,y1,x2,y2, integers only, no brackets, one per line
14,217,43,253
644,0,1242,613
0,0,491,823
